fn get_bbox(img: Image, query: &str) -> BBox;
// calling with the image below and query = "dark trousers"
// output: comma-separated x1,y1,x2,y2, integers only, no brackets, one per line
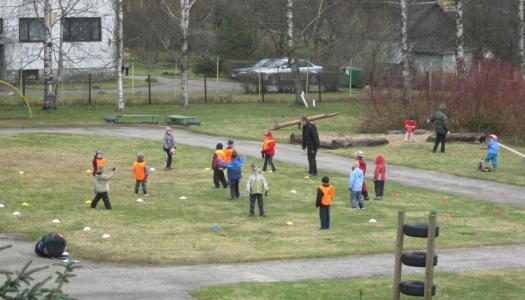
91,192,112,209
307,147,318,176
374,180,384,197
263,154,276,172
164,148,173,168
319,205,330,229
433,132,446,153
249,193,265,216
135,179,147,194
213,169,228,188
229,179,240,199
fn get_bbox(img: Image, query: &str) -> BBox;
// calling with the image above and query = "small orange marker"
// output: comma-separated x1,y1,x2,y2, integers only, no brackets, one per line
391,192,399,199
493,208,500,213
444,213,452,220
440,199,448,205
501,210,509,217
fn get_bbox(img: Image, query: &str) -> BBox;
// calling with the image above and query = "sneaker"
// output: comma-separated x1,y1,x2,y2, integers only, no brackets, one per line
373,196,382,200
360,207,366,210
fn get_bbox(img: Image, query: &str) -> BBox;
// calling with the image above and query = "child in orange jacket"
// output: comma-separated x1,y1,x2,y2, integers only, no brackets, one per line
132,153,149,197
373,155,386,200
315,176,335,230
261,131,277,173
92,150,106,176
404,114,417,142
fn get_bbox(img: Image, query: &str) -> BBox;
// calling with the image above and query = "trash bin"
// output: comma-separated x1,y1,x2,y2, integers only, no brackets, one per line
339,66,362,88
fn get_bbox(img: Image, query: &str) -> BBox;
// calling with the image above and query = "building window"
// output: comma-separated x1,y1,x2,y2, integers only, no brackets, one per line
64,18,101,42
19,18,44,42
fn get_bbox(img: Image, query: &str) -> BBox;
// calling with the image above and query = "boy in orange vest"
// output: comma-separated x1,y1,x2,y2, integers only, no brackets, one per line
261,131,277,173
315,176,335,230
223,140,236,163
132,153,149,197
212,143,228,188
92,150,106,176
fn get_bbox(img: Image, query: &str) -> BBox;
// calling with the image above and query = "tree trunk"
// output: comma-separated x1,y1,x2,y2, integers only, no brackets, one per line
116,0,125,111
400,0,411,100
54,1,65,106
518,0,525,80
455,0,466,78
180,0,191,107
42,0,55,110
286,0,303,105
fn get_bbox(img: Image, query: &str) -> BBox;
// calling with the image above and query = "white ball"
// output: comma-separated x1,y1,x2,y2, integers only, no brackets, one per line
368,218,377,223
149,167,156,172
290,190,297,194
0,204,5,208
136,198,144,203
101,233,111,239
83,226,92,232
12,211,21,216
52,219,61,224
179,196,187,200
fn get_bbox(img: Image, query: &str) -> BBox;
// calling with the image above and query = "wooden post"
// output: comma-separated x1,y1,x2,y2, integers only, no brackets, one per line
131,62,135,94
258,69,262,101
203,74,207,104
88,73,92,105
261,74,265,103
424,211,437,300
147,74,151,105
428,63,432,95
306,59,310,96
22,72,26,97
349,60,353,98
318,73,322,103
216,55,220,101
392,211,405,300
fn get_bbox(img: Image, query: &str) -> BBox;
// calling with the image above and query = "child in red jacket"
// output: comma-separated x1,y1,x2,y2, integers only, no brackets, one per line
355,150,369,200
261,131,277,173
404,114,417,142
373,154,386,200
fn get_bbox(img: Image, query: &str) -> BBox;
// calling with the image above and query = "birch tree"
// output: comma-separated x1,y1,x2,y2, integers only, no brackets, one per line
518,0,525,79
400,0,410,99
114,0,125,111
286,0,303,105
455,0,466,77
42,0,55,110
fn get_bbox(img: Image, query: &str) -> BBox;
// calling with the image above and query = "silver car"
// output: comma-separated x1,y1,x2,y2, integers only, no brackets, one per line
252,58,323,84
230,59,273,78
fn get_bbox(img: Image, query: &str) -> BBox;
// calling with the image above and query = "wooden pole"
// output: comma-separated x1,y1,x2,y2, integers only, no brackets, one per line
216,55,219,101
318,73,322,103
258,69,262,101
204,74,208,104
261,74,265,103
349,60,353,98
131,62,135,94
88,73,92,105
424,211,437,300
392,211,405,300
306,58,310,96
147,74,151,105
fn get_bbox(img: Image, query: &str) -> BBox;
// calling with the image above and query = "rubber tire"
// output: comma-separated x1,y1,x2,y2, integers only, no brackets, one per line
403,223,440,238
400,280,436,297
401,251,438,267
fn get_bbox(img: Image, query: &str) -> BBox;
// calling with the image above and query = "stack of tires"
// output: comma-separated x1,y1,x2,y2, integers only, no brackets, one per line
400,223,439,297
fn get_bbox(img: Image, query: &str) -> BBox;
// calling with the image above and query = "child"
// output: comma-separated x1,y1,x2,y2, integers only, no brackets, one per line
221,152,245,200
132,153,149,197
91,150,106,176
162,127,176,170
91,167,115,209
355,151,369,200
246,163,269,217
261,131,277,173
316,176,334,230
223,140,236,163
212,143,228,188
348,161,365,210
373,155,386,200
480,134,499,172
404,114,417,142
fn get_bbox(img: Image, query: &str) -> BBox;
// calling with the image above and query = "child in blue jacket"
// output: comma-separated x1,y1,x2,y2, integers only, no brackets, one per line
348,161,365,210
221,152,245,200
480,134,499,172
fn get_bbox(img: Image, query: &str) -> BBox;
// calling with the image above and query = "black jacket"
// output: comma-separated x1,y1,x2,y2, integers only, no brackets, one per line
302,122,320,150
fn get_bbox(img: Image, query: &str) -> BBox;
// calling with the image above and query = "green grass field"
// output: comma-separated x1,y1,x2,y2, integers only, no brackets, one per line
0,133,524,265
192,269,525,300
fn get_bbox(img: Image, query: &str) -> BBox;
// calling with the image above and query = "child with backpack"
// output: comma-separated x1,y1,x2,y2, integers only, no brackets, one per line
212,143,228,188
404,114,417,142
348,161,365,210
261,131,277,173
221,152,245,200
355,151,369,200
316,176,334,230
373,155,386,200
246,162,269,217
132,153,149,197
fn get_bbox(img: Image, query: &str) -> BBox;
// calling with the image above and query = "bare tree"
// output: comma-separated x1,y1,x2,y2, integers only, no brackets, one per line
455,0,466,77
42,0,55,110
114,0,125,111
285,0,304,104
518,0,525,79
400,0,410,99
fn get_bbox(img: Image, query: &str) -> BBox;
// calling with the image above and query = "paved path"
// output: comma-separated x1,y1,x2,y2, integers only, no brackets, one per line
2,126,524,207
1,234,525,300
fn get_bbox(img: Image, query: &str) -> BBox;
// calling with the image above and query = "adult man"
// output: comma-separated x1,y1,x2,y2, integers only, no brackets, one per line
301,116,320,176
430,103,449,153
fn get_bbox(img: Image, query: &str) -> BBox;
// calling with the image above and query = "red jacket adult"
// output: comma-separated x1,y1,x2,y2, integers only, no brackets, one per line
404,119,417,133
373,155,386,181
262,131,276,156
357,157,367,192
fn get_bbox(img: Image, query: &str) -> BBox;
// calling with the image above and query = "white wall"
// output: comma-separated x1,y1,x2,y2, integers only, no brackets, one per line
0,0,115,74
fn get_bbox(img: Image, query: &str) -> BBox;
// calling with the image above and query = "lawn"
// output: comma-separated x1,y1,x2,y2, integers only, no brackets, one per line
327,137,525,186
0,133,524,265
192,268,525,300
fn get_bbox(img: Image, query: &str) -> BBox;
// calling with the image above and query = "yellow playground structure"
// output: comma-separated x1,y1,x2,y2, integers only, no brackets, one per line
0,80,32,120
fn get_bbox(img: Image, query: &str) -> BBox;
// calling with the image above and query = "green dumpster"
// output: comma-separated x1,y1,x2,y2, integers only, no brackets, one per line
339,66,362,88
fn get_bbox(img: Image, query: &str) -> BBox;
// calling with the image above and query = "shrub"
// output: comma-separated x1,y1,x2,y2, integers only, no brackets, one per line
362,58,525,139
192,56,217,77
